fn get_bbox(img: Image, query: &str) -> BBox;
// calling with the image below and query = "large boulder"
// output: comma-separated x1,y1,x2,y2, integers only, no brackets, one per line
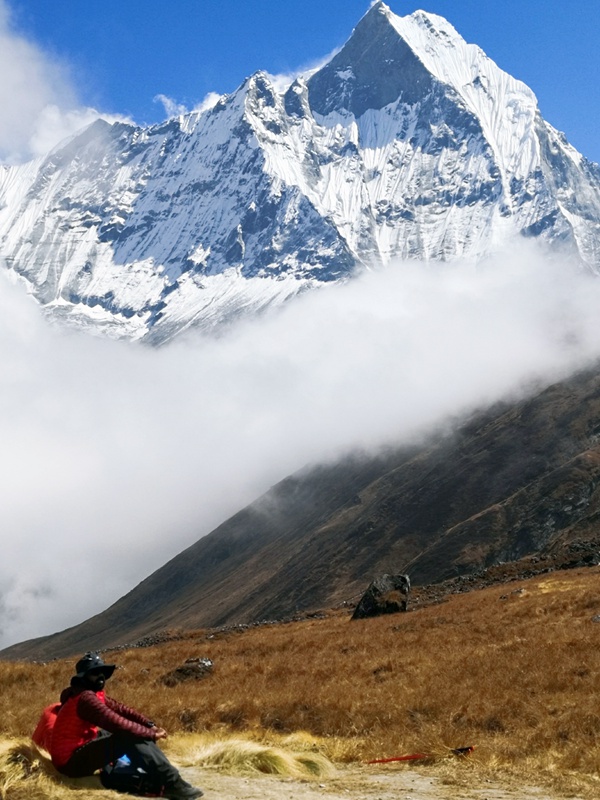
351,574,410,620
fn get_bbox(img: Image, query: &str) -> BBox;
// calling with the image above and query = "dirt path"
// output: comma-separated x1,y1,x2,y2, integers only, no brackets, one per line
182,764,557,800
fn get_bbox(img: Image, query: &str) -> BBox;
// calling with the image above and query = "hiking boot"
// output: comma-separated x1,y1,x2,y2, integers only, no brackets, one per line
163,782,204,800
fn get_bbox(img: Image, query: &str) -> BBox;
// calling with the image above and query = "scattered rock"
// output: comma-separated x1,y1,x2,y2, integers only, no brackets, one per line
409,538,600,611
161,657,214,687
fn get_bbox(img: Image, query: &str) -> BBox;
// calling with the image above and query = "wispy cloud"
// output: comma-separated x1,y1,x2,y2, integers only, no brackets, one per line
153,93,189,118
193,91,223,114
154,91,223,120
0,0,129,163
1,240,600,649
266,47,340,93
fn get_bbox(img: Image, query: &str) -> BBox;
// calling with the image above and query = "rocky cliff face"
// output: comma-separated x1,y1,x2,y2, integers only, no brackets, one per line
2,2,600,342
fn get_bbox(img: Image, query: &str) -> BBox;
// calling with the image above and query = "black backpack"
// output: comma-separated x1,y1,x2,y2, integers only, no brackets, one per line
99,753,164,797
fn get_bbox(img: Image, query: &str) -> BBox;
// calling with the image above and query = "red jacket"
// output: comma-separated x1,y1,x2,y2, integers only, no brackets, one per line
50,685,158,770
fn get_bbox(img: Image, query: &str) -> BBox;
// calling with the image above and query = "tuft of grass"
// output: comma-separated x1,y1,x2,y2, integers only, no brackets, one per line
183,737,334,778
0,739,114,800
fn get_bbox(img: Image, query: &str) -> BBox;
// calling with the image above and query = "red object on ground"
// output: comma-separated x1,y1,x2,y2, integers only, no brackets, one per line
366,746,474,764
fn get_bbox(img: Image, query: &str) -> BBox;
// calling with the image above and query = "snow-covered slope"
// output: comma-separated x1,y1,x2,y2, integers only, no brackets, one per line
2,1,600,342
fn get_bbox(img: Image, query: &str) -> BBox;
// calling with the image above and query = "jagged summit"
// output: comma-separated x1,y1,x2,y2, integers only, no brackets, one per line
308,2,538,179
1,4,600,342
307,3,438,116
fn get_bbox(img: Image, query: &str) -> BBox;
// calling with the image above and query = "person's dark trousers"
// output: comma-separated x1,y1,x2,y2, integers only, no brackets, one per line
58,731,183,789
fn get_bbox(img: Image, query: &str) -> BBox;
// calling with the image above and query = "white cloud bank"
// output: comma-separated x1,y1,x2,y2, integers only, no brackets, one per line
1,241,600,650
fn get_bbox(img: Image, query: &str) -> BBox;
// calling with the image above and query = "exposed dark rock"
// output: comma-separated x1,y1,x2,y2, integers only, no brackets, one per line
307,3,437,116
351,574,410,620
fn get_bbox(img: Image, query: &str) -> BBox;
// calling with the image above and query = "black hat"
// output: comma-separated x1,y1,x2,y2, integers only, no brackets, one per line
75,651,116,680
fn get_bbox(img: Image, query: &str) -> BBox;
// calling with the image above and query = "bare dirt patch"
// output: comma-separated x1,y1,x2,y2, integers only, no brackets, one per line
183,764,557,800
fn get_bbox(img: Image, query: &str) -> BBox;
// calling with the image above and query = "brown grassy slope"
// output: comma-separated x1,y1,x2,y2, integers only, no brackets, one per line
2,567,600,796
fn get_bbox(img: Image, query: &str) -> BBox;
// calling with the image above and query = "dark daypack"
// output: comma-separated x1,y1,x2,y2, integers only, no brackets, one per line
99,753,164,797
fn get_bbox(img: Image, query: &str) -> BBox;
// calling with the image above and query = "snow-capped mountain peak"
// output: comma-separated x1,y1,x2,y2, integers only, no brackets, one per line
2,4,600,343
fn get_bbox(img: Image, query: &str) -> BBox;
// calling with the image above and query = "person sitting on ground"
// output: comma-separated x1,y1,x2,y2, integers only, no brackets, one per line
49,651,203,800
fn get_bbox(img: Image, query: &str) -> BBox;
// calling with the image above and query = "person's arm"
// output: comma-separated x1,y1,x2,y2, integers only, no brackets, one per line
105,696,155,727
77,691,159,739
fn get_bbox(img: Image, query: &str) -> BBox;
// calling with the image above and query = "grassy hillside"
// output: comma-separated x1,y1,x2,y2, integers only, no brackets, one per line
1,566,600,798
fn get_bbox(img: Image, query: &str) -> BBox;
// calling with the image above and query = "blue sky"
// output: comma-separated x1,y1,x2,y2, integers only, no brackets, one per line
5,0,600,163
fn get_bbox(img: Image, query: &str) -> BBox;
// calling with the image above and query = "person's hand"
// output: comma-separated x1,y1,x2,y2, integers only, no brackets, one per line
153,727,168,739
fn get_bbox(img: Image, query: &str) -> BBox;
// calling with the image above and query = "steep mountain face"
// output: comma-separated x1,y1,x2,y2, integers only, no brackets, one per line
5,364,600,660
2,2,600,342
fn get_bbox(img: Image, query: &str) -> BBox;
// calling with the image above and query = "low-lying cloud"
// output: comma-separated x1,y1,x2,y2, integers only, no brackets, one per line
2,241,600,649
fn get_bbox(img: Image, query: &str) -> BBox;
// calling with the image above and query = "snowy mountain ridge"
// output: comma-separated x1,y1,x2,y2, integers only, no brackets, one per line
2,1,600,343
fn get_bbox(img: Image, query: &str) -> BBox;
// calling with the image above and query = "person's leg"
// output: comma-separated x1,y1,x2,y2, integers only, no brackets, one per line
124,739,183,788
60,733,202,797
113,736,203,798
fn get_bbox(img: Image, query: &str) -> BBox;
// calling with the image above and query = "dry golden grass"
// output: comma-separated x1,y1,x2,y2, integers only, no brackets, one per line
0,739,116,799
2,567,600,797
